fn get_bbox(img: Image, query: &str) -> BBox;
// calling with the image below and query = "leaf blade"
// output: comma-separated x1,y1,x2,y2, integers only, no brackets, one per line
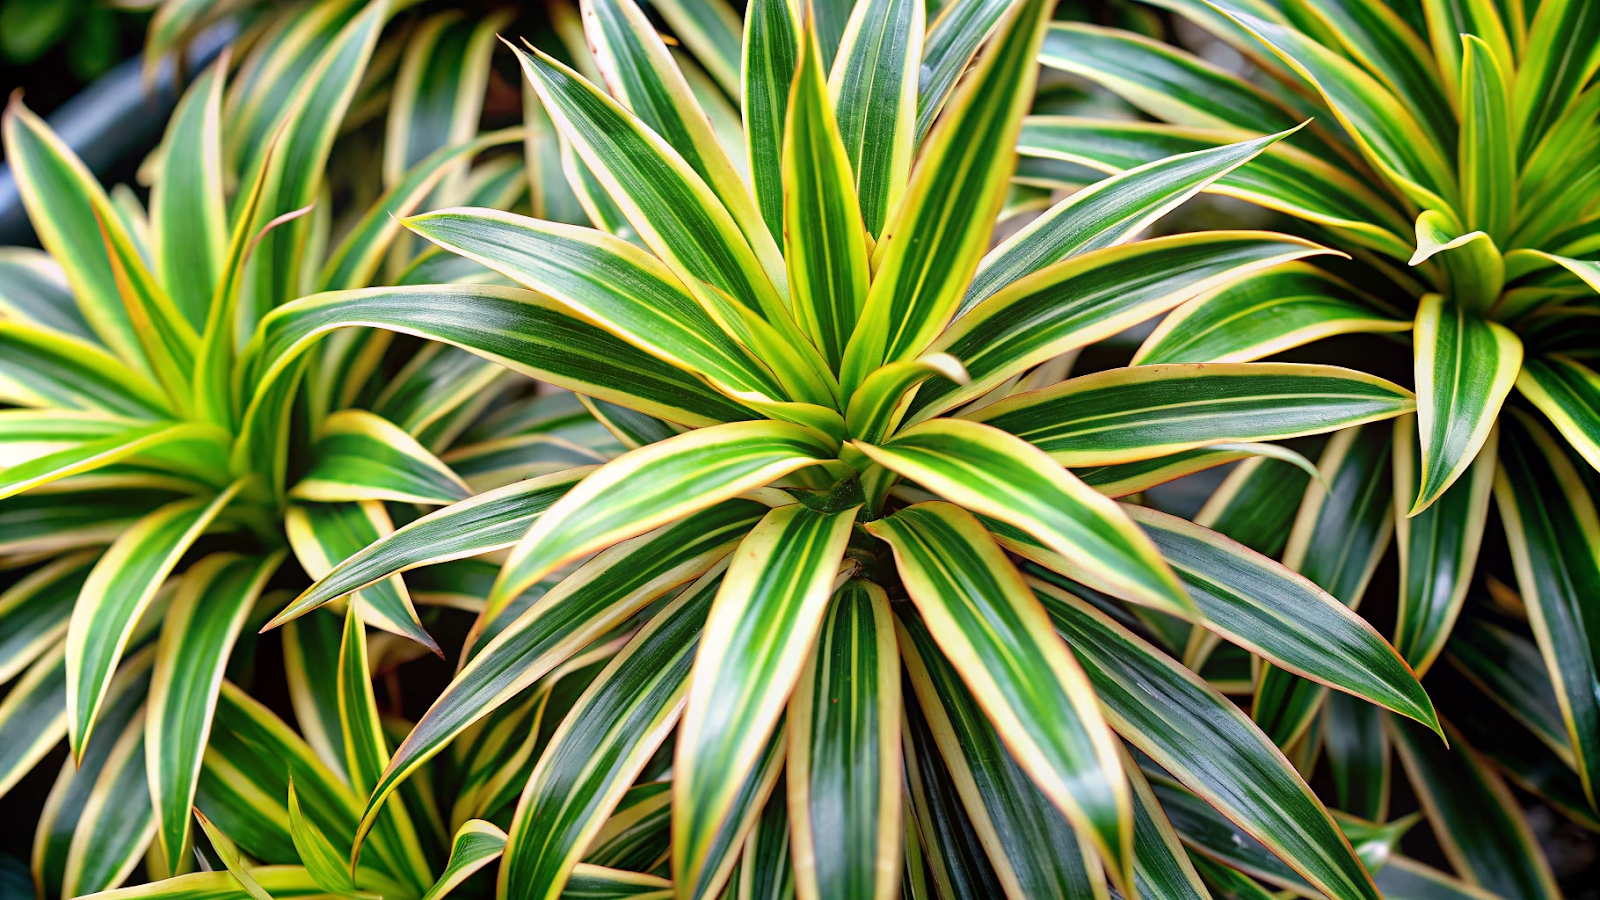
864,503,1134,890
1036,582,1381,900
972,363,1415,467
839,0,1051,396
674,504,858,896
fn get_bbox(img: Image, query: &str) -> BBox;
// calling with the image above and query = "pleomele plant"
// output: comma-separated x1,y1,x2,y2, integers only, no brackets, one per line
118,0,1509,896
0,0,627,894
1032,0,1600,889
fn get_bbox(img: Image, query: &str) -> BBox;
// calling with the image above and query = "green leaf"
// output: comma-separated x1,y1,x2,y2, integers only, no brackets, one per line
0,321,170,418
1516,354,1600,473
1457,35,1514,242
245,285,754,437
922,234,1333,420
1123,748,1211,900
739,785,795,900
650,0,743,95
190,104,291,431
562,864,675,899
583,782,672,871
371,343,508,449
0,642,67,799
1151,775,1409,894
65,480,242,758
1221,9,1456,213
1520,115,1600,248
291,409,470,505
1255,424,1397,746
337,601,431,891
501,571,719,900
1410,212,1505,312
193,810,275,900
508,43,831,407
828,0,922,238
355,501,763,861
1374,856,1507,900
234,0,390,331
584,0,778,278
284,501,438,653
220,0,366,171
1410,292,1521,513
857,419,1190,615
404,208,784,402
898,610,1111,900
322,128,524,293
1392,413,1496,675
150,53,227,331
196,682,363,869
915,0,1015,142
280,611,348,782
49,866,331,900
1495,414,1600,808
1446,619,1573,765
972,363,1414,466
2,97,164,374
1509,0,1600,161
1280,0,1457,158
94,201,198,415
864,503,1134,891
273,468,589,629
1193,455,1313,558
1116,502,1434,732
844,354,968,445
32,648,152,895
147,552,283,873
838,0,1050,397
489,421,833,617
1036,582,1382,900
1038,23,1301,134
788,580,902,900
0,246,93,340
422,820,507,900
0,487,190,558
0,549,92,684
964,127,1300,314
59,706,155,897
901,676,1007,898
1071,445,1309,502
578,395,676,451
1323,692,1391,822
383,11,506,205
556,127,643,246
446,670,557,830
742,0,799,243
1521,251,1600,297
675,504,857,896
0,421,227,501
1391,719,1562,900
1135,262,1408,365
686,725,790,900
443,434,609,494
1442,662,1600,833
785,18,871,372
1016,117,1414,259
288,778,370,897
238,283,748,495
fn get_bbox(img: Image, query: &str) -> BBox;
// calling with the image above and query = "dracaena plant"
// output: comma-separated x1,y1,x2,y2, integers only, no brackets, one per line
1037,0,1600,889
0,0,632,893
162,0,1499,896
